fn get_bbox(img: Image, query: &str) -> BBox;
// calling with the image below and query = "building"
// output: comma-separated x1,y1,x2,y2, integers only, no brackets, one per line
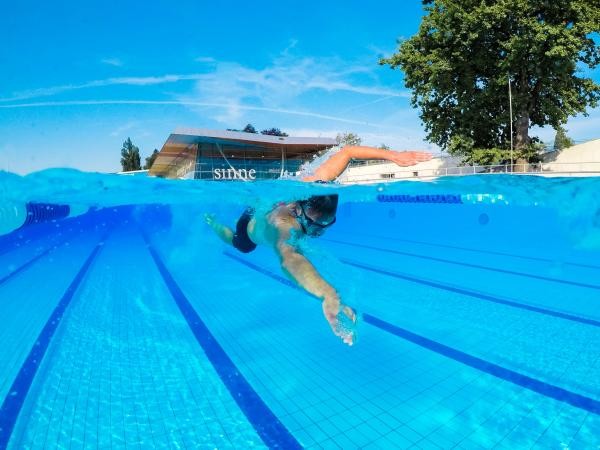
338,155,461,184
149,127,336,180
541,138,600,176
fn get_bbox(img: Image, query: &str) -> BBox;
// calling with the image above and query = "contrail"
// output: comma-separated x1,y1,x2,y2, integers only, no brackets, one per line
0,99,387,127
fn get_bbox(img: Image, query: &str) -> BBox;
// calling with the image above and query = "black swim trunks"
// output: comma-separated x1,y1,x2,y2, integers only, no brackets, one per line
232,208,257,253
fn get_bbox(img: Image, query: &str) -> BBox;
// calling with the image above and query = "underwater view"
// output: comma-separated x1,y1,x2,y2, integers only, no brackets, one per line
1,170,599,449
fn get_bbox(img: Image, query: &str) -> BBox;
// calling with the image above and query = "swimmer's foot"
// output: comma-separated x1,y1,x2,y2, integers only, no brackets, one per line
323,299,357,346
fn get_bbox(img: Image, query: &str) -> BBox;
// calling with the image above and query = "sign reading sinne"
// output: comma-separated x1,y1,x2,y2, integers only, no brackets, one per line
213,168,257,180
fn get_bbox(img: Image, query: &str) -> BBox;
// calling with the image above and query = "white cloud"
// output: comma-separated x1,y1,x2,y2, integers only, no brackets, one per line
0,100,377,126
0,74,206,102
1,50,425,146
101,57,123,67
1,51,411,132
109,121,138,137
180,54,410,125
194,56,216,63
530,107,600,144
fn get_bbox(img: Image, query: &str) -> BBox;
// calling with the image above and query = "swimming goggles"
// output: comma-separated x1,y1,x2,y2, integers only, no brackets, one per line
296,201,336,236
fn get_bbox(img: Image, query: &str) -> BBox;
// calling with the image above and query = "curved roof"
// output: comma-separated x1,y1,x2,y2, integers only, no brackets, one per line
149,127,336,178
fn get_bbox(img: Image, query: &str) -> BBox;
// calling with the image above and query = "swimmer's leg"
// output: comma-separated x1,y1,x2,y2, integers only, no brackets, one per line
204,213,234,245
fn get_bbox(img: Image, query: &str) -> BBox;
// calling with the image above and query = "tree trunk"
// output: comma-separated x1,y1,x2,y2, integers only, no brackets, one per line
513,111,530,172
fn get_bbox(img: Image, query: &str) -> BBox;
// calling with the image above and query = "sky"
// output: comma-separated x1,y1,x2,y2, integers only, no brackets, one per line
1,0,599,174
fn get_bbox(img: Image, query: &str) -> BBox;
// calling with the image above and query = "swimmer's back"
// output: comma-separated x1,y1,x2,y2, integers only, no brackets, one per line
248,205,299,246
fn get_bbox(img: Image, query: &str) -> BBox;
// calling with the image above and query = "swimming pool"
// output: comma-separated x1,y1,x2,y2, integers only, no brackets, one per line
1,170,599,449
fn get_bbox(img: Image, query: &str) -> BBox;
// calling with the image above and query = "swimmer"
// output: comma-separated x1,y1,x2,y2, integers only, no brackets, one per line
205,145,432,345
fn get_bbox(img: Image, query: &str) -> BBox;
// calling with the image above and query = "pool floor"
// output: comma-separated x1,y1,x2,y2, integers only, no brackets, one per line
1,206,599,449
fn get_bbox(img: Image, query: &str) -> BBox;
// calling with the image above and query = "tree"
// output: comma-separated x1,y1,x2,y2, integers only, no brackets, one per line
381,0,600,163
120,137,141,172
260,127,288,137
144,148,159,170
553,126,575,150
335,132,362,147
228,124,284,135
243,124,258,133
378,143,391,150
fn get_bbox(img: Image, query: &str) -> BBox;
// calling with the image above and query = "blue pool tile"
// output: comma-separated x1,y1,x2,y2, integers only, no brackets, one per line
395,425,426,444
294,428,318,448
345,422,381,447
380,433,413,448
302,422,330,444
317,438,344,450
378,413,403,430
327,411,355,433
329,432,361,449
5,214,595,448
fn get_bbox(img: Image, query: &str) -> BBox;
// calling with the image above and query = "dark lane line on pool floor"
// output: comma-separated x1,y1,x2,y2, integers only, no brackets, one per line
335,232,600,271
0,236,74,287
342,259,600,328
0,232,110,450
323,238,600,291
142,234,301,450
223,251,600,416
0,223,61,258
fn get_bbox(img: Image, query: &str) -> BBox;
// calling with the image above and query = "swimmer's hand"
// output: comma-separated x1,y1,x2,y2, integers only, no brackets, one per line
323,297,357,346
387,151,432,167
204,213,216,226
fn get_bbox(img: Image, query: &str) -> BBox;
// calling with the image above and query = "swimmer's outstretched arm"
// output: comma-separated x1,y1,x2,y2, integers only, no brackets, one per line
302,145,432,182
275,237,356,345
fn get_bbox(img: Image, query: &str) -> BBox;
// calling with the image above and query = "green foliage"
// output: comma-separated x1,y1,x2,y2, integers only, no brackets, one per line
335,132,362,146
378,143,391,150
120,137,141,172
461,143,544,166
381,0,600,159
554,126,575,150
143,149,159,170
260,127,288,136
243,124,258,133
228,124,287,136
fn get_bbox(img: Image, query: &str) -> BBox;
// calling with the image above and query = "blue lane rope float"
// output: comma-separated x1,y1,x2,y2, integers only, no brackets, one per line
21,203,70,227
377,194,463,204
376,193,511,205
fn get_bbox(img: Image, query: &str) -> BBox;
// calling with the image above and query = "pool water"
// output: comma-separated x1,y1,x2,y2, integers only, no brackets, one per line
1,170,599,449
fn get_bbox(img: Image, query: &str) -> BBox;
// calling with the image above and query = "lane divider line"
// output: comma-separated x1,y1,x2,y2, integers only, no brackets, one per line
324,238,600,291
0,234,108,449
223,251,600,416
361,315,600,415
0,247,55,287
143,235,301,450
342,259,600,328
0,236,73,287
334,232,600,271
227,250,600,329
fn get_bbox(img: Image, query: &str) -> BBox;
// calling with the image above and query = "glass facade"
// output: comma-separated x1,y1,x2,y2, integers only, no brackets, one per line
149,129,335,180
194,141,307,180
